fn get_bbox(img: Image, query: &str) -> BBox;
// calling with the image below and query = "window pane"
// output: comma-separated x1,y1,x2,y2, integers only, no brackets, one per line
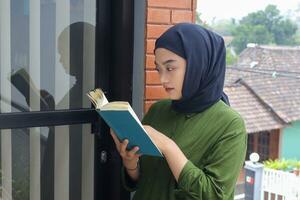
0,124,95,200
0,0,96,113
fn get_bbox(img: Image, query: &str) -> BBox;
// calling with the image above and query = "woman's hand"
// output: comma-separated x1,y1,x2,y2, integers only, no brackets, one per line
143,125,173,154
110,129,141,170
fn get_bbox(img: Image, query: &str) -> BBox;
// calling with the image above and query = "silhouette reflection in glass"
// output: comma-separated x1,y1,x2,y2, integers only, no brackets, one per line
9,22,96,200
10,22,95,110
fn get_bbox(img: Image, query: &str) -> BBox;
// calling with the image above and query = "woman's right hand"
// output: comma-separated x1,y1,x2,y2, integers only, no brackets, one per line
110,129,141,170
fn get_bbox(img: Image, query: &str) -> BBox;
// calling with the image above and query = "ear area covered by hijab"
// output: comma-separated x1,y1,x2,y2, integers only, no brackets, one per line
154,23,230,113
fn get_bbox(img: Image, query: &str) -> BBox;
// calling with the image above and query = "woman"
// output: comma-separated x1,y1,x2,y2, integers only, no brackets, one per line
110,23,247,200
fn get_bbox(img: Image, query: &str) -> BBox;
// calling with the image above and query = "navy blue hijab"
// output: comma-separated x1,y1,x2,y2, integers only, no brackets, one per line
154,23,229,113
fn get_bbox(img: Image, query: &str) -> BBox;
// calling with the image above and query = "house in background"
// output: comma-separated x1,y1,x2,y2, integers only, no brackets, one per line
225,45,300,162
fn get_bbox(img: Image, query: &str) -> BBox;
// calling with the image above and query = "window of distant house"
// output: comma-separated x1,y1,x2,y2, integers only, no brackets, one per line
258,132,270,161
247,131,271,161
246,134,255,160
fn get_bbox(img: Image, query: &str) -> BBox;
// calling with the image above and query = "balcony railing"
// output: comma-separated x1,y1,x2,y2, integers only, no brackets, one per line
262,168,300,200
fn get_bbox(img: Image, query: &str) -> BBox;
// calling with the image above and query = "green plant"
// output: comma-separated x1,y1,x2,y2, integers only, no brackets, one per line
289,160,300,169
263,159,300,171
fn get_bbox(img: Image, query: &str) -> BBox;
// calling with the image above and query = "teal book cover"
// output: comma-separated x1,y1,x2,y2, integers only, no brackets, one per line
98,110,163,157
87,88,162,157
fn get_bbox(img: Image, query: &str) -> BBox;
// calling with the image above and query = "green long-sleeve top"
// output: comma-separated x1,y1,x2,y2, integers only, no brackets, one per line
122,99,247,200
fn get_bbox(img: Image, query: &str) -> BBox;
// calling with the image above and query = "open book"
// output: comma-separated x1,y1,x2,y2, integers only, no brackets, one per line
87,88,163,157
9,68,51,110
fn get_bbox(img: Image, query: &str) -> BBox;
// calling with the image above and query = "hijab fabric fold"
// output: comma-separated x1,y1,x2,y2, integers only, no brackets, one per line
154,23,229,113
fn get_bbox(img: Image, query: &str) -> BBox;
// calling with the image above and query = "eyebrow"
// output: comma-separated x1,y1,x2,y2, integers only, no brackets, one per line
154,59,176,66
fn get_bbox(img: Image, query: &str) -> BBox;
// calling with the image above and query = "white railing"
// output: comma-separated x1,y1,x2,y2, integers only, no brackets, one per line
262,168,300,200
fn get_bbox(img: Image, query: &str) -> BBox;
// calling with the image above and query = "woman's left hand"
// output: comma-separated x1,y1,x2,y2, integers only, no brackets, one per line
143,125,188,181
143,125,173,153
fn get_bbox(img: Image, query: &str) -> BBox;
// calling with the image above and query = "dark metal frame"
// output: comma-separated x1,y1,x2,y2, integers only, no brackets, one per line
94,1,135,200
0,109,98,129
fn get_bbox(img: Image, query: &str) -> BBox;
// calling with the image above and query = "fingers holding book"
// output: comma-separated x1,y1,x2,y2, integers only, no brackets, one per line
120,139,140,158
110,129,141,170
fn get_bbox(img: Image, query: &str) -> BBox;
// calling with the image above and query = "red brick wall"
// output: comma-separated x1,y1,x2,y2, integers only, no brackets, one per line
144,0,197,113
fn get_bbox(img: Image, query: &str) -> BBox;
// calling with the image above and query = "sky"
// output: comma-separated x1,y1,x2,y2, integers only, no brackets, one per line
197,0,300,23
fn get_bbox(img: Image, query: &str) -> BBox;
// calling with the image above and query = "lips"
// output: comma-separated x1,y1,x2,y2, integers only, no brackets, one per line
165,87,174,92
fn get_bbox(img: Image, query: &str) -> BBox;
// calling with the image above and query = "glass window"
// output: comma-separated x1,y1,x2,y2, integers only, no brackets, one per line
247,132,270,162
0,0,96,113
0,124,94,200
0,0,96,199
258,132,270,161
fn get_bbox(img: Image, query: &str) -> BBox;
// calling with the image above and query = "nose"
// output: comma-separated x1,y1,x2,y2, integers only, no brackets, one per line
159,71,169,84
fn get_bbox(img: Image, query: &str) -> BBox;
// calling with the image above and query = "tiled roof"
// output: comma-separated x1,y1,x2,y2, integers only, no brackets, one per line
237,45,300,73
224,45,300,133
224,85,285,133
241,74,300,123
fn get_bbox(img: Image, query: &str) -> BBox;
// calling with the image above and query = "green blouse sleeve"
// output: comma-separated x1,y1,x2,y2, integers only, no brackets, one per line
121,166,138,192
177,117,247,199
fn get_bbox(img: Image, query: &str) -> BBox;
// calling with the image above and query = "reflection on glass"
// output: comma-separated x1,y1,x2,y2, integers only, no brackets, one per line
0,1,96,200
0,0,96,113
7,22,95,112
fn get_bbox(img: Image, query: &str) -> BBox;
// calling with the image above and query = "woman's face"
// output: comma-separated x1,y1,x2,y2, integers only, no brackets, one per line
155,48,186,100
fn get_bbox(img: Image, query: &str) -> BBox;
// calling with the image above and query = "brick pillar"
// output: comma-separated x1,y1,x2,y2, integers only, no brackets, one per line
144,0,197,113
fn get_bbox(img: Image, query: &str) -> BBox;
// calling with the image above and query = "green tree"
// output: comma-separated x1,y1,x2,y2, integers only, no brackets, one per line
232,5,299,53
272,19,298,45
210,19,237,36
232,24,274,53
226,48,238,65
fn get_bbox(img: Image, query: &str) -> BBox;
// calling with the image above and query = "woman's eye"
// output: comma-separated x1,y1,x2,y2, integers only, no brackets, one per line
167,67,173,71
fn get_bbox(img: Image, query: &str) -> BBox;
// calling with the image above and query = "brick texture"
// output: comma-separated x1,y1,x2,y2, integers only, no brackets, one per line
148,0,191,9
146,70,161,85
146,39,156,54
145,54,156,69
144,0,197,113
171,10,192,23
145,86,168,100
147,8,170,24
147,24,171,39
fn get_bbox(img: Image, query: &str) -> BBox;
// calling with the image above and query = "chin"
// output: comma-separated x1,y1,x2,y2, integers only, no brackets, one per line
169,96,181,100
168,91,182,100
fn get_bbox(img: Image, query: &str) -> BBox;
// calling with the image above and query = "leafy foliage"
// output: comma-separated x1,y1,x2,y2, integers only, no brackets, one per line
232,5,299,53
263,159,300,171
226,48,238,65
210,19,237,36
